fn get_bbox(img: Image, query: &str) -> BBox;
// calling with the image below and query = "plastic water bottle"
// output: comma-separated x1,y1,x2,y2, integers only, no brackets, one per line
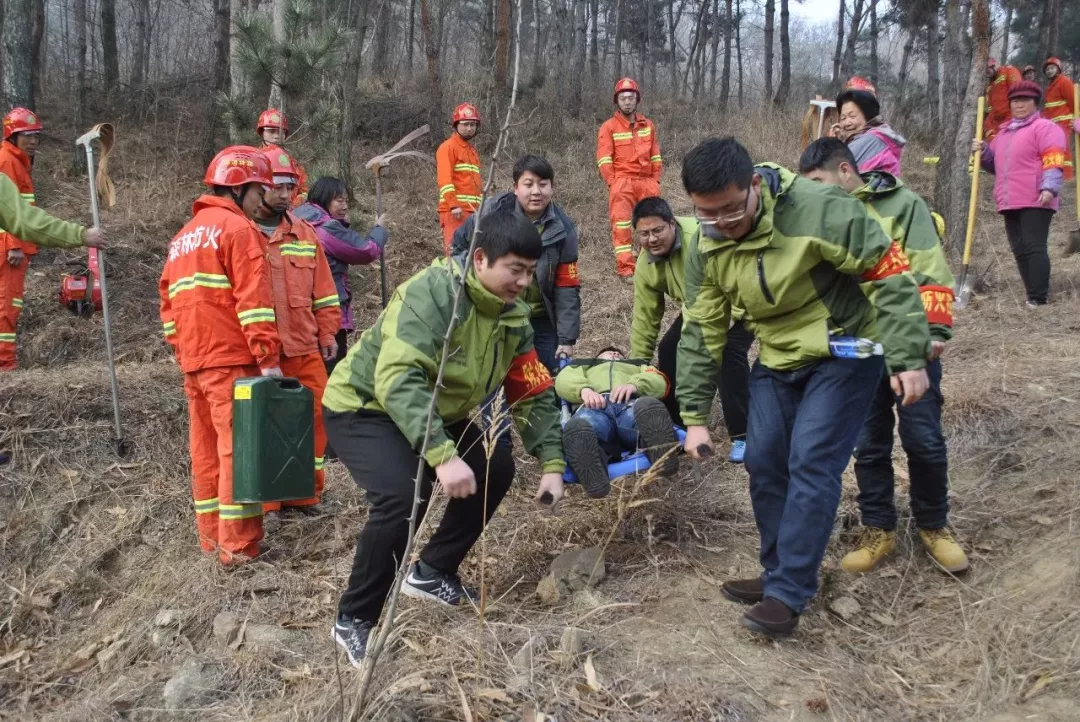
828,336,884,359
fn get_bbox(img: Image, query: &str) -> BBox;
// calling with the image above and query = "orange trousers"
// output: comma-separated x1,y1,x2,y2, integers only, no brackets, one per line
264,352,328,512
1053,120,1075,181
184,365,264,564
0,257,29,371
439,209,471,255
607,176,660,277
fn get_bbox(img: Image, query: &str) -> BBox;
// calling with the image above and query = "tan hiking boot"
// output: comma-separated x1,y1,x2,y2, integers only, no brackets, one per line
840,527,896,573
918,528,969,574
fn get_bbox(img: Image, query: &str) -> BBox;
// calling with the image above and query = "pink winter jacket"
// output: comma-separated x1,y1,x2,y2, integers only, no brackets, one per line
981,114,1067,213
847,122,906,177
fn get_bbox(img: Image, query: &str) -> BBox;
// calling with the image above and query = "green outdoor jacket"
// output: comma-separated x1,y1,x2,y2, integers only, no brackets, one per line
678,164,930,427
853,171,956,342
629,217,694,360
0,174,86,248
554,358,669,405
322,255,565,473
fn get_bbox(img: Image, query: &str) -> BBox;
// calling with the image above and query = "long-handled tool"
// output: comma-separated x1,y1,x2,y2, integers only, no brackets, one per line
1068,85,1080,256
955,96,986,310
74,124,124,453
363,125,434,307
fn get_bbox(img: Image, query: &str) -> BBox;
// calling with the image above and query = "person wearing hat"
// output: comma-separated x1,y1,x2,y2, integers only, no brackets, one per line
256,109,308,205
1042,57,1076,180
830,88,907,176
985,58,1022,141
973,80,1067,308
436,103,483,254
1022,65,1037,82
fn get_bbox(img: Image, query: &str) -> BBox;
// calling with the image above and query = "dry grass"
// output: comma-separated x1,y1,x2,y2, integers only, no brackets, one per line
1,101,1078,721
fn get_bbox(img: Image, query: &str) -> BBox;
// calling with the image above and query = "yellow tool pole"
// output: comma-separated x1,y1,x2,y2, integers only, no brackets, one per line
956,95,986,307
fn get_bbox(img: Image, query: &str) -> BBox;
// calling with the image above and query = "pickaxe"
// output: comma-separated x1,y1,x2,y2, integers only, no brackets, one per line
810,98,837,140
75,123,125,454
364,125,435,307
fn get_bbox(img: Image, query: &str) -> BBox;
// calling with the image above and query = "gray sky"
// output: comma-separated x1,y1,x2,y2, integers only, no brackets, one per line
791,0,841,24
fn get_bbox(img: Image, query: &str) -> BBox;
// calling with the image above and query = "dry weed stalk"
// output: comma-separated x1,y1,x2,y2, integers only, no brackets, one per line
348,5,525,717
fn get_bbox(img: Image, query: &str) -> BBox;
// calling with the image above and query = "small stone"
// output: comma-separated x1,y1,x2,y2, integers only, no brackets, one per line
511,638,536,673
163,658,223,710
244,624,299,648
536,547,606,605
828,596,862,621
554,627,584,665
154,609,182,627
535,575,561,605
212,612,241,644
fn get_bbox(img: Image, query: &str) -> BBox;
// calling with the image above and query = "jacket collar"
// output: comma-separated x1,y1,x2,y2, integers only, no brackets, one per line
192,193,254,219
1005,113,1040,132
610,110,647,129
0,140,31,170
852,170,901,200
442,255,531,325
647,224,683,263
493,191,566,247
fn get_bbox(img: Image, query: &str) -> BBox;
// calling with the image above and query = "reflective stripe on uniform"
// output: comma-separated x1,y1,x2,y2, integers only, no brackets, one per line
615,221,633,229
0,332,16,343
439,184,456,199
650,155,663,163
637,127,652,137
315,456,325,471
457,194,483,204
453,163,480,173
613,244,633,255
597,157,613,167
163,320,177,336
11,298,23,309
194,497,220,514
1045,100,1068,108
312,294,339,310
237,307,276,326
279,242,317,257
219,503,262,520
168,273,232,298
612,132,633,141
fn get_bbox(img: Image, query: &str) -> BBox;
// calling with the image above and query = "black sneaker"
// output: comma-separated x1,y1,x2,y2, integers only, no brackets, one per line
633,397,679,476
402,563,476,608
563,418,611,498
332,615,375,669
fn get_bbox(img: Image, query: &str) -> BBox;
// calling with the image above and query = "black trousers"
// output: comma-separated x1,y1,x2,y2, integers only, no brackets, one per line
657,315,754,439
327,409,515,623
1002,208,1054,304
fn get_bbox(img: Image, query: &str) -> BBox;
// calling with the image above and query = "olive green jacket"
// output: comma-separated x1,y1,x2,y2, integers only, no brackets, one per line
554,358,669,405
0,174,86,248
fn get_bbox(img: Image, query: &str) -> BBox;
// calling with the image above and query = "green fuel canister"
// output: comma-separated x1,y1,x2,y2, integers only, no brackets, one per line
232,377,315,503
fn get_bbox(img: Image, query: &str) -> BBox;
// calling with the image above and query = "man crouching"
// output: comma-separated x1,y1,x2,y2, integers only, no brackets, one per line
322,208,566,668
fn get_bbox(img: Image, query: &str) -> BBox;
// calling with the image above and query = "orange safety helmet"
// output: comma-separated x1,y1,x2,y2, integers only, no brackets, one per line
451,103,481,126
614,77,641,103
264,148,300,184
204,145,274,188
1044,57,1063,72
843,76,877,95
256,108,288,134
3,107,43,140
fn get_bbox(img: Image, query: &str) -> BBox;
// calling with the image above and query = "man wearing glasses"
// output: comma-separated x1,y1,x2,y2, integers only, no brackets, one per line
678,138,931,638
629,196,753,463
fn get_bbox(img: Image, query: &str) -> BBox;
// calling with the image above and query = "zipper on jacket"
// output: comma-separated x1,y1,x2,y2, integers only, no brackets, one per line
756,249,776,304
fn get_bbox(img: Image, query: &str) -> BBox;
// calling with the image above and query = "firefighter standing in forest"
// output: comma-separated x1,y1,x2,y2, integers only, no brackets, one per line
1043,57,1076,181
257,108,308,205
597,78,662,278
986,58,1022,141
159,146,283,565
253,148,341,519
435,103,483,254
0,108,44,371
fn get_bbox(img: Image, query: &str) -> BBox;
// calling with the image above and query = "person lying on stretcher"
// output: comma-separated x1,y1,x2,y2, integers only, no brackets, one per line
555,348,679,498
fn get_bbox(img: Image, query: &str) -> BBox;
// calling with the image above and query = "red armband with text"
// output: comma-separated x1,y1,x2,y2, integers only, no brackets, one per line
861,241,911,282
919,284,955,327
504,349,554,405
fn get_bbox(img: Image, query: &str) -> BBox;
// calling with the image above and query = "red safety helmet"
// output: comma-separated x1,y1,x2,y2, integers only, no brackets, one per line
844,76,877,95
451,103,481,126
204,145,274,188
264,148,300,184
3,107,43,140
1044,57,1063,72
614,77,641,103
256,108,288,134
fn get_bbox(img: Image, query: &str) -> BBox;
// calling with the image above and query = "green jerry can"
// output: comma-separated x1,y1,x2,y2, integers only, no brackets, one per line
232,377,316,503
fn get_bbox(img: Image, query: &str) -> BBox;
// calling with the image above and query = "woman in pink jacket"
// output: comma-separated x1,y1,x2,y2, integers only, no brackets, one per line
975,80,1067,307
831,88,907,176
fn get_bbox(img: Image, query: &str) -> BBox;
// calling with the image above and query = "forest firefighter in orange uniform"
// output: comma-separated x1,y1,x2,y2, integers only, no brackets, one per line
435,103,482,254
985,58,1022,141
596,78,662,277
257,108,308,205
0,108,43,371
1043,57,1076,181
253,148,340,518
159,146,283,565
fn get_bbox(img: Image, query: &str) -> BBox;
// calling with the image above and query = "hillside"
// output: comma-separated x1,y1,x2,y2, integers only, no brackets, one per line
1,104,1078,722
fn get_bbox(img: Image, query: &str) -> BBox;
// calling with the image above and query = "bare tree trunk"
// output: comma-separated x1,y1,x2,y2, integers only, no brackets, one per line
419,0,442,131
614,0,623,78
31,0,45,100
568,0,586,111
588,0,599,83
774,0,790,104
339,0,371,190
1046,0,1061,57
130,0,149,88
720,0,732,107
205,0,231,163
1035,1,1051,62
764,0,774,102
73,0,87,166
927,7,940,124
868,0,878,87
552,0,569,101
831,0,845,86
494,0,511,88
2,0,33,108
666,0,678,95
647,0,656,88
372,0,392,78
936,0,988,255
1000,3,1011,62
896,28,914,110
101,0,118,93
530,0,545,86
841,0,864,79
267,0,286,109
735,0,743,106
710,0,720,94
407,0,416,71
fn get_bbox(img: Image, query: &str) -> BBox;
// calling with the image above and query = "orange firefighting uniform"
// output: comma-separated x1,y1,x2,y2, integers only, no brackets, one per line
159,195,283,564
596,112,662,276
257,210,340,512
435,132,482,253
0,141,37,370
261,143,309,206
1043,72,1077,180
985,65,1021,141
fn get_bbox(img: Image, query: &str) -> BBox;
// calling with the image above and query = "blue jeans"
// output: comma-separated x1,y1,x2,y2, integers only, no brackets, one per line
744,356,885,613
573,402,638,456
853,359,948,530
482,314,559,448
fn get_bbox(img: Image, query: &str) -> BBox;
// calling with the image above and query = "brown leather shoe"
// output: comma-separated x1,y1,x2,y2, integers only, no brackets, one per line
742,597,799,638
721,577,764,605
